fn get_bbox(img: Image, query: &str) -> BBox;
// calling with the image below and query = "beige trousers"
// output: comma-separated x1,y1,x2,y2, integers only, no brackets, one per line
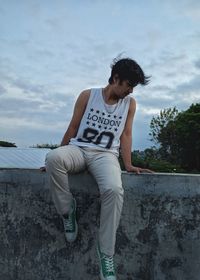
45,144,124,256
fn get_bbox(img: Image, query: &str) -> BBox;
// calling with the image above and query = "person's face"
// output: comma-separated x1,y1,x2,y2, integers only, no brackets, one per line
113,76,135,99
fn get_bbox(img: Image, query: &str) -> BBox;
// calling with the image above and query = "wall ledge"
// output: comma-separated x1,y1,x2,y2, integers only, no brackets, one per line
0,169,200,280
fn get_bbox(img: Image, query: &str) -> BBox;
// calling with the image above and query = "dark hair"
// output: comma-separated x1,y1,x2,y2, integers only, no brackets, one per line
108,57,150,87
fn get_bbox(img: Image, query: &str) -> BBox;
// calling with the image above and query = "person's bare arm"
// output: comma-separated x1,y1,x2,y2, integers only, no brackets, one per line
61,89,90,146
120,98,153,174
40,90,90,172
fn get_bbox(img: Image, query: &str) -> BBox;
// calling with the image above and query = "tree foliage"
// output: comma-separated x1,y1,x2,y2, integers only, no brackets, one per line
31,143,59,149
0,141,17,147
172,103,200,171
119,149,184,173
149,103,200,172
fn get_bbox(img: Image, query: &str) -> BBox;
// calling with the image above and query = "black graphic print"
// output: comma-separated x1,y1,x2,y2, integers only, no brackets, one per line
78,128,114,149
77,107,122,149
86,108,122,131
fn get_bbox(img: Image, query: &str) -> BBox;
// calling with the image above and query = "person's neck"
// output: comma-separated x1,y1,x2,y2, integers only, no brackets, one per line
102,85,119,105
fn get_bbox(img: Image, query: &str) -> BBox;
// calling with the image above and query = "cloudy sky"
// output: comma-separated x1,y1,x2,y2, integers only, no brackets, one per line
0,0,200,150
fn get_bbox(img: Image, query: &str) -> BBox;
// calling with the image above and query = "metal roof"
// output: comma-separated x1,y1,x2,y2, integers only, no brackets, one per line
0,147,51,169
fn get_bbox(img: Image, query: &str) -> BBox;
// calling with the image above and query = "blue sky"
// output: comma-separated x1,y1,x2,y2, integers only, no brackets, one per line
0,0,200,150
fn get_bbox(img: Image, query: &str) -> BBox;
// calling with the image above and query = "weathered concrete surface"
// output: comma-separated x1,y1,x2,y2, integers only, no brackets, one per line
0,169,200,280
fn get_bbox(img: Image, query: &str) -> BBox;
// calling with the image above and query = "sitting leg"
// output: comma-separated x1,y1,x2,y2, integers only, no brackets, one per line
45,145,86,242
87,151,123,280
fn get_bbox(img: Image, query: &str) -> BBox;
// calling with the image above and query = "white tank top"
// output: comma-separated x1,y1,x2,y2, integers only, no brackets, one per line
70,88,131,156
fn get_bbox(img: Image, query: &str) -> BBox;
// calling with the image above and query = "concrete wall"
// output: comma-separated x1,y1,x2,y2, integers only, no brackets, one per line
0,169,200,280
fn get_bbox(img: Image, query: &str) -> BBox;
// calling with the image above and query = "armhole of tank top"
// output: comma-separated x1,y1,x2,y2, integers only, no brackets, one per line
121,97,131,124
126,96,132,115
83,88,96,113
88,88,100,104
84,89,92,109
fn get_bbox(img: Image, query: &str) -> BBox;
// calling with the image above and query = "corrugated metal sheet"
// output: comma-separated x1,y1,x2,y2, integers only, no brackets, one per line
0,147,51,169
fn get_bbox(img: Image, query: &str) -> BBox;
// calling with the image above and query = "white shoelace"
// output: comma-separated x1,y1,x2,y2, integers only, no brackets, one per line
63,217,73,231
103,255,115,273
63,202,75,231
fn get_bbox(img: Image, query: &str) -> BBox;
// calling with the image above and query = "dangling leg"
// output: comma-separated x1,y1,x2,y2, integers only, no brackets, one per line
87,151,123,279
45,145,86,242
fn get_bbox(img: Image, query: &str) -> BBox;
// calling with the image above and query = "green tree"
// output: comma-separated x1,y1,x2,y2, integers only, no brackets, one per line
119,148,184,173
0,141,17,147
149,103,200,172
31,143,59,149
149,107,178,145
149,107,179,162
171,103,200,171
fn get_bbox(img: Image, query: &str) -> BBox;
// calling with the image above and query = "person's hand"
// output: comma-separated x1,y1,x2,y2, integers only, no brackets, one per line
125,165,154,174
40,166,46,172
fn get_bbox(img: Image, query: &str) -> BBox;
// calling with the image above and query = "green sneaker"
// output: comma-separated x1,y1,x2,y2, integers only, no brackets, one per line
97,243,116,280
62,198,78,243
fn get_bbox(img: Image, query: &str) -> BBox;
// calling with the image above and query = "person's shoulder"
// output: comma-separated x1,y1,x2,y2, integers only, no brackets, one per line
129,96,136,105
124,96,136,106
80,88,91,97
77,89,91,102
128,96,136,112
79,87,102,98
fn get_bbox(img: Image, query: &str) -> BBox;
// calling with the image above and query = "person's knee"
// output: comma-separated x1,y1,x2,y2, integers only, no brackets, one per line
45,148,63,170
102,182,124,199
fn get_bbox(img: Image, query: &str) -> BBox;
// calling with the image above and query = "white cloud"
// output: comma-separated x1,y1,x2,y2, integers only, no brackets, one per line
0,0,199,149
0,84,6,95
195,59,200,69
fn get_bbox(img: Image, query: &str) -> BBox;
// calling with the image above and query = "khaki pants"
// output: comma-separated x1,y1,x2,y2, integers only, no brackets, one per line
45,144,124,256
